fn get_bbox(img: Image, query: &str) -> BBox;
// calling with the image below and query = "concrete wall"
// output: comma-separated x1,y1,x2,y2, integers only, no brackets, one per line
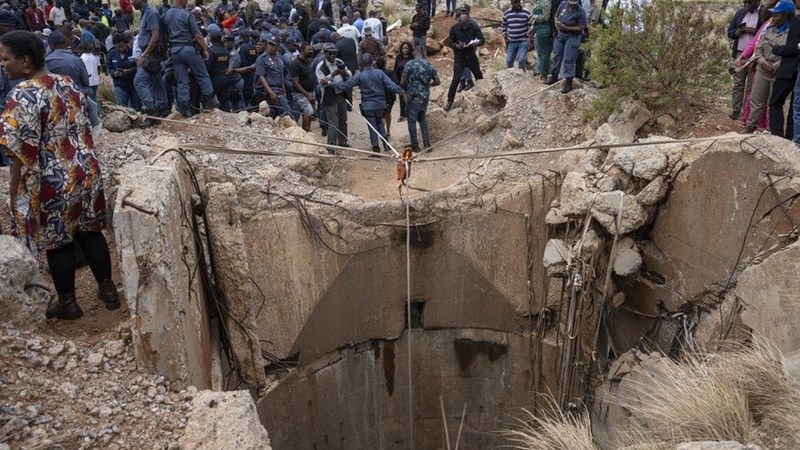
113,156,213,389
257,329,554,450
239,180,555,364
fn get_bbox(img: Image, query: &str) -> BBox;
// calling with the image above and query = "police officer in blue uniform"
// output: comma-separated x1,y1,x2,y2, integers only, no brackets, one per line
133,0,169,127
163,0,219,116
234,29,259,106
545,0,586,93
206,28,232,111
253,34,292,117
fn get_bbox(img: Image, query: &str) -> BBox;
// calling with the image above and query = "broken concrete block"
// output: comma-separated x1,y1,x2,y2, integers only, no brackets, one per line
559,172,593,217
738,241,800,354
258,100,270,116
545,207,569,225
609,145,668,181
476,114,496,135
605,99,653,144
284,126,325,177
591,191,648,235
636,177,669,206
543,239,571,276
103,110,132,132
596,175,619,192
237,111,251,126
572,229,602,258
613,247,642,276
205,183,268,394
595,123,623,146
581,148,607,174
180,390,272,450
656,114,676,130
502,131,524,149
0,236,48,329
113,158,213,389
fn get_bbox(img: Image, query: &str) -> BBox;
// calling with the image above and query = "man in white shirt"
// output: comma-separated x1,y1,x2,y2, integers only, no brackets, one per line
337,15,360,43
363,10,383,41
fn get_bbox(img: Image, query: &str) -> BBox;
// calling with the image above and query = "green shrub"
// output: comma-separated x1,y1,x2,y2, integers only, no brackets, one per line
586,0,728,118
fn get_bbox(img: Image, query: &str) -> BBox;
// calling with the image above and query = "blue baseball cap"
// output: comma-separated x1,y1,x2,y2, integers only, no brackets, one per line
770,0,795,14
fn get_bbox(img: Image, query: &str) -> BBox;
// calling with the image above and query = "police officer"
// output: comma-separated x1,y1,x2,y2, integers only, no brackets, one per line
254,34,291,117
206,28,231,111
163,0,219,117
233,29,259,105
133,0,169,127
225,35,246,111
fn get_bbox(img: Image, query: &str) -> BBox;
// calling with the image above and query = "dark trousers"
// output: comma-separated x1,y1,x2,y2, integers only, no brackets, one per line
46,231,112,295
769,75,795,139
211,75,231,111
324,96,349,152
447,51,483,102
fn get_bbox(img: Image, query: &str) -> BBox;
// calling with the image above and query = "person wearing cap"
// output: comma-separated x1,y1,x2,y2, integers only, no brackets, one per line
544,0,585,94
45,31,91,93
501,0,531,70
133,0,169,124
402,44,439,153
223,34,246,110
768,4,800,139
316,42,351,151
107,32,141,109
0,30,120,319
206,28,232,110
163,0,219,117
231,29,258,104
745,0,794,133
290,42,318,131
323,52,404,154
443,10,484,111
254,34,292,116
359,25,384,58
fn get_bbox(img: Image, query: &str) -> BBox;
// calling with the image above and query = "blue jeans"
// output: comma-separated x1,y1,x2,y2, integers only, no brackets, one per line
506,40,528,70
534,24,552,76
413,35,427,58
429,0,436,15
134,66,168,112
446,0,456,12
115,86,141,110
231,78,245,111
551,33,581,79
363,107,387,148
406,98,430,152
171,46,214,108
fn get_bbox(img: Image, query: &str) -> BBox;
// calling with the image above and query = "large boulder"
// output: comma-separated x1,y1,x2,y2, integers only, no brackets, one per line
0,236,48,328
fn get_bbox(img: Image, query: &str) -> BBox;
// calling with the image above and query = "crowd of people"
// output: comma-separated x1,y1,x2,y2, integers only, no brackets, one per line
727,0,800,143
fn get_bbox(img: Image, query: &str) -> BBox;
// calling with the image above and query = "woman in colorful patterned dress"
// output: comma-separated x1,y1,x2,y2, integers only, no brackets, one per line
0,30,120,320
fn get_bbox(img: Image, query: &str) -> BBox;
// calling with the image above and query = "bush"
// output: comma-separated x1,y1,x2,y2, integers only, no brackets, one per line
586,0,728,118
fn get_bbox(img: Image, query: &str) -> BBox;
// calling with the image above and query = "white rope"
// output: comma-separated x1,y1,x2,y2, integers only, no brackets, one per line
404,160,414,449
345,99,401,157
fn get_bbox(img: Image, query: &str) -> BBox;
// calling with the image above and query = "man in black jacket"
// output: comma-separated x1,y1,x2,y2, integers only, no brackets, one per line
727,0,761,120
771,13,800,139
411,3,430,56
443,11,484,111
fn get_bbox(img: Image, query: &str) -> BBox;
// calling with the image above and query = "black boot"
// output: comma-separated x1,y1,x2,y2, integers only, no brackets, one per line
98,280,121,311
46,292,83,320
201,94,220,110
544,74,559,85
561,77,574,94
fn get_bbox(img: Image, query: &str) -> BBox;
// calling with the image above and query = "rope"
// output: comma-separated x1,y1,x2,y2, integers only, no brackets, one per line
417,135,745,162
345,99,401,157
141,115,395,159
404,159,414,450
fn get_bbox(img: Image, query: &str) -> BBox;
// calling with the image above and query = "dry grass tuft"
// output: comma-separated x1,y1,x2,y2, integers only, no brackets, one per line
616,337,800,449
502,408,599,450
